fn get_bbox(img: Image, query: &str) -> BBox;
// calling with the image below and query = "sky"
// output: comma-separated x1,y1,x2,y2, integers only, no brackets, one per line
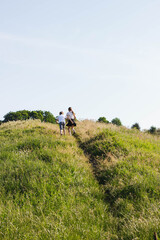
0,0,160,129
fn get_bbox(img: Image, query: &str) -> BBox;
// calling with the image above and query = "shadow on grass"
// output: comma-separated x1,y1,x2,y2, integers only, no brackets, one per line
73,132,114,189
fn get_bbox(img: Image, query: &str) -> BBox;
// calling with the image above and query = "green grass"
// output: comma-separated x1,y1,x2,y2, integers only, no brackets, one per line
0,120,112,240
1,120,160,239
76,121,160,239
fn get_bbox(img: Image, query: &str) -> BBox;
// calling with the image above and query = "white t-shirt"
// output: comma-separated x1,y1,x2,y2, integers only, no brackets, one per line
66,111,74,120
57,115,65,123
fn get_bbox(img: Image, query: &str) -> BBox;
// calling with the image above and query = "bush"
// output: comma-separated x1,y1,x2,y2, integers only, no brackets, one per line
97,117,109,124
131,123,140,130
111,117,122,126
149,126,156,134
43,111,56,124
30,111,44,121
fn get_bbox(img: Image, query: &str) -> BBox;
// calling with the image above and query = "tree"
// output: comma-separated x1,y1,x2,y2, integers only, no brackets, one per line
3,111,29,122
111,117,122,126
20,110,30,120
35,110,44,121
97,117,109,124
131,123,140,130
3,110,56,124
148,126,156,134
3,112,18,122
30,111,39,120
43,111,56,124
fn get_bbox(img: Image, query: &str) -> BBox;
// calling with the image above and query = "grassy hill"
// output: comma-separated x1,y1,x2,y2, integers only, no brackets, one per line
76,121,160,240
0,120,160,239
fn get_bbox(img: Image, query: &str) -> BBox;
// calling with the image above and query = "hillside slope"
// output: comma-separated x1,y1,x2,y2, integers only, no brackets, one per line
76,120,160,240
0,120,112,240
0,120,160,240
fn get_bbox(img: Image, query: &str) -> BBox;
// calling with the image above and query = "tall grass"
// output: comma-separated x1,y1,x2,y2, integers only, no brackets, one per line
0,120,112,240
76,120,160,240
1,119,160,239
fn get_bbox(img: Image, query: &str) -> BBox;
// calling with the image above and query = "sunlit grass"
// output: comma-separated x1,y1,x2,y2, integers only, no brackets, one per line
76,120,160,240
0,120,112,240
1,120,160,239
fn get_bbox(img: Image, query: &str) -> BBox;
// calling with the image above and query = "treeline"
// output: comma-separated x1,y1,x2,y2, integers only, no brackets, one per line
98,117,122,126
0,110,56,124
97,116,160,135
0,111,159,135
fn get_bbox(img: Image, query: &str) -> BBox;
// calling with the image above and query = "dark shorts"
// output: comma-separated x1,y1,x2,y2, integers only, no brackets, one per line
59,122,65,130
66,119,76,127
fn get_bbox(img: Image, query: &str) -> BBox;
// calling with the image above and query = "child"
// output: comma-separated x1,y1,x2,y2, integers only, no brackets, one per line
57,111,66,135
66,107,76,135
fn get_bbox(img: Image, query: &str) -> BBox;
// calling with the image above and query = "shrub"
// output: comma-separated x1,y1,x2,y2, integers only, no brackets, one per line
3,112,18,122
111,117,122,126
29,111,44,121
149,126,156,134
97,117,109,124
131,123,140,130
43,111,56,124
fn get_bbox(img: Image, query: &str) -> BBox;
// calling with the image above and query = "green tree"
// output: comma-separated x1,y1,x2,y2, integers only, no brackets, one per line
111,117,122,126
14,111,23,120
43,111,56,123
131,123,140,130
97,117,109,124
3,110,56,124
148,126,156,134
36,110,44,121
20,110,30,120
30,111,39,120
3,112,18,122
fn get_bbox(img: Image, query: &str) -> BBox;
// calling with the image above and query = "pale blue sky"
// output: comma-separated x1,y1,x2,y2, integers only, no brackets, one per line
0,0,160,129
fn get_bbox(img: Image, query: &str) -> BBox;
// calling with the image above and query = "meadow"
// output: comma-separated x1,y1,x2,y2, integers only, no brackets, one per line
0,120,160,239
76,121,160,239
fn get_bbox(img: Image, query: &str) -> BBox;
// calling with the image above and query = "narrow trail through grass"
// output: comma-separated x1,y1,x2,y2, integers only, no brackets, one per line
0,120,115,240
75,120,160,240
1,120,160,239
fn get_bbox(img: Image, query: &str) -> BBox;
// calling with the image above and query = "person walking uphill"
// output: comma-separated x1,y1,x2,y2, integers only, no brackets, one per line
57,111,66,135
66,107,76,135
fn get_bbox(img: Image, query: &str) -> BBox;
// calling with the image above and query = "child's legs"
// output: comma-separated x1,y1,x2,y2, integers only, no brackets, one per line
68,126,71,135
62,123,65,135
71,126,76,133
59,123,63,135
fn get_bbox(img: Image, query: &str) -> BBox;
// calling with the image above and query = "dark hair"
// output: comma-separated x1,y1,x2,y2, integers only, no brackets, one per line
59,111,63,115
68,107,72,111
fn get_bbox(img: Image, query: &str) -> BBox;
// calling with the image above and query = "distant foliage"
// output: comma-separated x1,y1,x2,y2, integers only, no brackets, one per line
157,129,160,135
30,111,42,121
111,117,122,126
3,110,56,124
97,117,109,124
131,123,140,130
78,120,160,240
148,126,157,134
43,111,56,123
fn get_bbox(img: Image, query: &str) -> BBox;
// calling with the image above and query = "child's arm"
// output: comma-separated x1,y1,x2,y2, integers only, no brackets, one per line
72,112,76,120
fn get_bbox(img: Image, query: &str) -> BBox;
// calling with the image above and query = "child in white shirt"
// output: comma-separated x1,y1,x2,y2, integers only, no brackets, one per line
66,107,76,135
57,111,66,135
